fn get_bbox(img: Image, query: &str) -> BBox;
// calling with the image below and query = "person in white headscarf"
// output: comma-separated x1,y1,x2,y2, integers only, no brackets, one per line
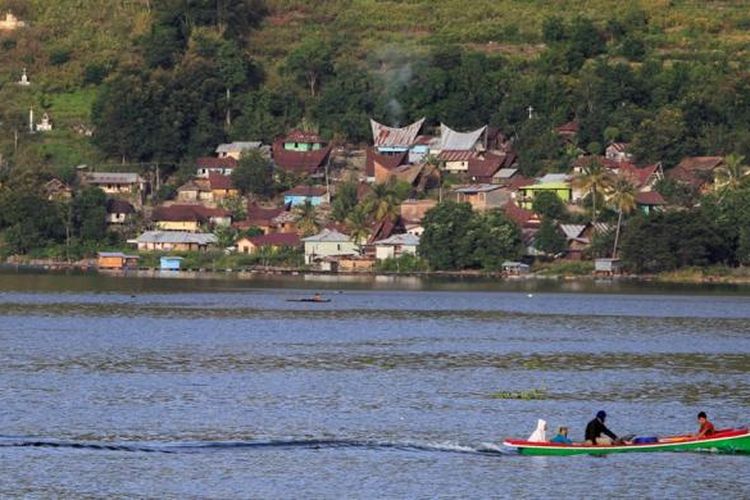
527,419,547,442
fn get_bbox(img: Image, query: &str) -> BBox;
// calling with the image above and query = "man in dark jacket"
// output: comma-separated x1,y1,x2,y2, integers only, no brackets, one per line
585,410,618,445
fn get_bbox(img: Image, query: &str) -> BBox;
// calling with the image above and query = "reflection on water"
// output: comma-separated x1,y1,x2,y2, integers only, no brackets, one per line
0,271,748,498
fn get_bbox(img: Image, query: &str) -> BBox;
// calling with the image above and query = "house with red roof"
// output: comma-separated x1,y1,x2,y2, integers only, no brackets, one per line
208,172,238,200
281,130,326,152
666,156,724,191
196,156,237,178
272,141,332,176
236,202,297,234
366,148,409,183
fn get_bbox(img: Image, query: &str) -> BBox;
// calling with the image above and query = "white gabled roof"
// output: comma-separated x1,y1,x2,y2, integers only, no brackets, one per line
439,123,487,151
374,233,420,247
302,228,352,243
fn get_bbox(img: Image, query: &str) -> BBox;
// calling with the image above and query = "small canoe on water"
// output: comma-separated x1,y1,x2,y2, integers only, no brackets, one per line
503,428,750,456
286,298,332,303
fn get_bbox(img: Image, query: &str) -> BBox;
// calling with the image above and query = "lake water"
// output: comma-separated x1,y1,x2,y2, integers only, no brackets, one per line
1,271,749,498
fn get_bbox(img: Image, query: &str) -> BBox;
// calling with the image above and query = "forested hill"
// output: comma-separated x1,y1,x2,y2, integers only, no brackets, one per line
2,0,750,178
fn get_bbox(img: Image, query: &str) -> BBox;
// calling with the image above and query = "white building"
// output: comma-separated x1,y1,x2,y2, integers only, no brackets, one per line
301,229,358,265
373,233,420,261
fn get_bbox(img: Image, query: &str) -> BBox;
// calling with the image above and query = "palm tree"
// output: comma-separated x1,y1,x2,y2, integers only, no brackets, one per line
346,205,371,245
368,181,400,222
715,153,750,192
607,175,637,259
294,200,320,237
574,158,614,223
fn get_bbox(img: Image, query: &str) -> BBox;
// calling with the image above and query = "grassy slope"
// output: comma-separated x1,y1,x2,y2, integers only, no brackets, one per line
2,0,750,168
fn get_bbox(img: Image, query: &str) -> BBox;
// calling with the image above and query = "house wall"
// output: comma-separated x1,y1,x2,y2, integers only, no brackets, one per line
98,256,125,269
444,160,469,172
285,195,323,207
98,184,134,194
284,142,322,152
519,187,572,209
137,242,208,252
177,191,199,202
237,239,259,254
211,188,238,200
304,241,358,264
106,213,128,224
375,246,395,260
160,258,183,270
156,221,200,232
338,258,375,272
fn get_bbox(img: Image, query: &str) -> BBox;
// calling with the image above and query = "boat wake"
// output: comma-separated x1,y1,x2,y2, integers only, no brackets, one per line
0,436,510,457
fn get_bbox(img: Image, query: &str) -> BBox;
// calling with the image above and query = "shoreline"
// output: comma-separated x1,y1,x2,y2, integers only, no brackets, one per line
3,260,750,286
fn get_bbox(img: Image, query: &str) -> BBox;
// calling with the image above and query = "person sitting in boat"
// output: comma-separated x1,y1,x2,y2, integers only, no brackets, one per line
585,410,618,445
527,419,547,442
697,411,716,437
550,426,573,444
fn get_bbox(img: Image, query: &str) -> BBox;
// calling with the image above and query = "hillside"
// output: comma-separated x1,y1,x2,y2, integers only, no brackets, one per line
1,0,750,172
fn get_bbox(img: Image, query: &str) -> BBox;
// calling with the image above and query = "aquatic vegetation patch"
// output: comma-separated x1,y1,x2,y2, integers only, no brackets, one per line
489,389,547,400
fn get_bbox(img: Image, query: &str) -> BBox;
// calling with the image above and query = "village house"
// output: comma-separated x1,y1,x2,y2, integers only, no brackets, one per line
81,172,146,196
517,174,573,209
667,156,725,192
370,117,426,156
366,148,408,183
558,223,610,261
281,130,326,152
373,233,420,261
439,150,476,173
236,233,301,254
435,123,487,155
467,153,518,183
635,191,666,214
196,156,237,178
595,258,623,276
106,198,135,225
43,178,72,201
455,184,512,211
605,143,633,163
176,179,213,203
152,204,231,232
502,261,530,275
236,202,296,234
283,185,328,207
272,141,332,177
302,228,359,265
97,252,139,270
215,141,264,160
555,120,579,144
130,231,217,252
208,172,238,201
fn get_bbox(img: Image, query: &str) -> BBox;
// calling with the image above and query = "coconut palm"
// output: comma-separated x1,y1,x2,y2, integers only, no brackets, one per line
574,158,614,223
606,175,638,259
367,181,401,222
294,200,320,237
714,153,750,192
346,205,371,245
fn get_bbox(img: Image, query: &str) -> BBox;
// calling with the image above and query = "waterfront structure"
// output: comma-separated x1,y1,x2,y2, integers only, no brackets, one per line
236,233,301,254
97,252,139,270
302,229,358,265
159,256,184,271
373,233,419,260
130,231,217,252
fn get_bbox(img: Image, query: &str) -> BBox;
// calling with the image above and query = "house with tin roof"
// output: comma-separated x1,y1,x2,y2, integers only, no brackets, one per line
372,233,420,261
129,231,218,252
215,141,264,159
301,228,358,265
236,233,301,254
283,185,328,207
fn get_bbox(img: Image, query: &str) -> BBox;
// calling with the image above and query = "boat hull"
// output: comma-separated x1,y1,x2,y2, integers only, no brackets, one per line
503,429,750,456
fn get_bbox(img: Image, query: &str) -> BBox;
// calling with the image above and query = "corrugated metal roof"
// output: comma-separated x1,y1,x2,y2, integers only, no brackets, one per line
371,118,425,148
438,150,476,162
302,228,352,243
495,168,518,179
83,172,143,184
559,224,586,240
215,142,262,153
373,233,420,246
454,184,502,193
439,123,486,150
539,173,570,183
134,231,217,244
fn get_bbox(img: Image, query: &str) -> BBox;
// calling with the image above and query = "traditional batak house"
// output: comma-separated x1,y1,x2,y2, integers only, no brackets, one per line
370,117,425,156
605,142,633,163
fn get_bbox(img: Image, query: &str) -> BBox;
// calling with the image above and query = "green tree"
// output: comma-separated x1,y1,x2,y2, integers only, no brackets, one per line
294,201,320,237
606,176,637,258
284,35,334,97
345,205,370,245
332,178,359,222
714,153,750,192
532,190,567,220
466,210,523,270
573,158,613,223
534,216,566,256
231,150,273,197
72,187,108,242
630,107,688,167
419,202,475,270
